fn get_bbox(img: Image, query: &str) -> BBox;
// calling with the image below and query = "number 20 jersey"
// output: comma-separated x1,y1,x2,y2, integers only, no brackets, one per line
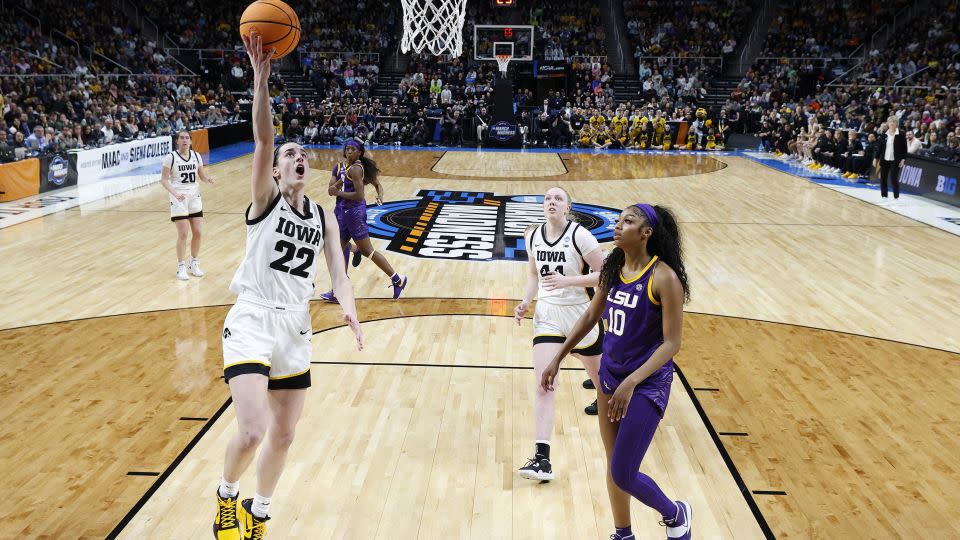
229,192,326,305
162,150,203,197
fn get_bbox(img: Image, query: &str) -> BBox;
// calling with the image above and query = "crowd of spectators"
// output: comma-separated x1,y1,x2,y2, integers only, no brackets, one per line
1,17,80,76
0,75,242,163
624,0,749,105
290,0,400,102
5,0,960,171
851,0,958,88
273,75,731,152
726,0,960,172
141,0,397,57
30,1,182,76
531,1,606,60
761,0,910,58
394,0,613,114
625,0,747,60
751,82,960,174
302,54,382,101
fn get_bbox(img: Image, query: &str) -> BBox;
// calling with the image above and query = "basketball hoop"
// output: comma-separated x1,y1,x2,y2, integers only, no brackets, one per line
495,54,512,74
400,0,467,57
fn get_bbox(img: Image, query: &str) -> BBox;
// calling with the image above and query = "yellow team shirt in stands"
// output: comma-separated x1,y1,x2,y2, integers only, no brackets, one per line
589,115,606,127
594,124,610,143
579,125,595,143
611,116,628,137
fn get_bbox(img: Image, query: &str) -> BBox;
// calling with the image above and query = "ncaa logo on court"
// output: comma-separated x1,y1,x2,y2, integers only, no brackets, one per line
366,190,620,261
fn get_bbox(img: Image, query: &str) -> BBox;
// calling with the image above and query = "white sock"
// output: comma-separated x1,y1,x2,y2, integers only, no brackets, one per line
252,493,271,518
218,478,239,498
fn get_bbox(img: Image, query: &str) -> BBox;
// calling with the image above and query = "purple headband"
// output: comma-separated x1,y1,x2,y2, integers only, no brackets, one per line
633,203,659,229
344,139,363,151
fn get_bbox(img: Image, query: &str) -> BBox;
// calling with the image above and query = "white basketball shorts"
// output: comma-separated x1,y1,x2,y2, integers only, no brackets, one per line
222,295,313,389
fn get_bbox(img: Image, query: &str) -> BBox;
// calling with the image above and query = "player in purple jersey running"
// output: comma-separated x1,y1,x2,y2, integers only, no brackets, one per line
541,203,692,540
319,139,408,302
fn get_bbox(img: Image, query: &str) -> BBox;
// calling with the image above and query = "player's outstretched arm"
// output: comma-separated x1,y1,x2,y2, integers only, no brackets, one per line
198,159,215,184
369,176,384,205
159,160,184,201
322,213,364,351
540,285,607,392
514,226,540,324
243,31,279,214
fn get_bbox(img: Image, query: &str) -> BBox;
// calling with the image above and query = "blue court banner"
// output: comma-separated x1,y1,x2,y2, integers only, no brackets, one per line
899,156,960,208
39,152,78,193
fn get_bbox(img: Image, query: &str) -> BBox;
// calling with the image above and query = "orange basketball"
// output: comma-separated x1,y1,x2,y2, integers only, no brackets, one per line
239,0,301,59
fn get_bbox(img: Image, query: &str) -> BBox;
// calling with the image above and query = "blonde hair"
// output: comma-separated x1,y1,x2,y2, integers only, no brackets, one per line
546,186,576,222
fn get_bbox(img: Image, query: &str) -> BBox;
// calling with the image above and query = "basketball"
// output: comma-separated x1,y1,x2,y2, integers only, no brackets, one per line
239,0,301,59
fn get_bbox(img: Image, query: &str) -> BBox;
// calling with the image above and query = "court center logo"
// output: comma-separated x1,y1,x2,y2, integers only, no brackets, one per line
367,190,620,261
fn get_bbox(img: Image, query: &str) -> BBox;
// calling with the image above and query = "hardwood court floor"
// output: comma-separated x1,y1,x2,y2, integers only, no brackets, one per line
118,310,764,540
0,150,958,538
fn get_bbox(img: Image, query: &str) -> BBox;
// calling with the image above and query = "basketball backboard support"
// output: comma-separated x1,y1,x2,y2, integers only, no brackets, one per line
474,24,534,62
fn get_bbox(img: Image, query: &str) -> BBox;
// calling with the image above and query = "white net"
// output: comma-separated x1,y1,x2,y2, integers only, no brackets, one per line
400,0,467,57
495,55,511,74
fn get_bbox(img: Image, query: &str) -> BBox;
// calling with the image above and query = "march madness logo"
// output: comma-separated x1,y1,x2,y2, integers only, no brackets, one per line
367,190,620,261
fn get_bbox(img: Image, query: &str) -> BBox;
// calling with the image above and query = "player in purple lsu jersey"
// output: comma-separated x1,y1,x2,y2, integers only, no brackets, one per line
541,203,692,540
319,139,408,302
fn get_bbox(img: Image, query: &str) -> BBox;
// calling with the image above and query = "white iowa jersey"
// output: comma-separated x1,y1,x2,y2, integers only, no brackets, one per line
229,192,326,305
528,221,600,306
163,150,203,196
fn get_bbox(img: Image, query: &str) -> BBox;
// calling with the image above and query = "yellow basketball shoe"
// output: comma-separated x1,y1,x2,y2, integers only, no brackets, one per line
239,498,270,539
213,490,241,540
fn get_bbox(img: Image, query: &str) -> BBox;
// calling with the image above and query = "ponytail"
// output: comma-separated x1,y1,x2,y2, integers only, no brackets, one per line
358,154,380,184
599,246,626,292
648,205,690,301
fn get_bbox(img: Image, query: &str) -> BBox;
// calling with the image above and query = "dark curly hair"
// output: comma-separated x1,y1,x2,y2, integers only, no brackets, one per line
599,205,690,302
344,138,380,184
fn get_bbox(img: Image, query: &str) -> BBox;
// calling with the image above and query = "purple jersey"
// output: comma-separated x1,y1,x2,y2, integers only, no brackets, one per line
333,161,365,209
599,255,673,415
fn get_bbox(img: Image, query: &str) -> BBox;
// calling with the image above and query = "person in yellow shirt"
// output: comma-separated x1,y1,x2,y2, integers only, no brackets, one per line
578,124,595,147
628,117,642,149
652,117,673,150
589,109,606,129
631,117,651,149
593,121,612,148
611,109,629,147
704,120,719,150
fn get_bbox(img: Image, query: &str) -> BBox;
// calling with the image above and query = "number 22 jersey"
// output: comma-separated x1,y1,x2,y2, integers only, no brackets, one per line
229,192,326,305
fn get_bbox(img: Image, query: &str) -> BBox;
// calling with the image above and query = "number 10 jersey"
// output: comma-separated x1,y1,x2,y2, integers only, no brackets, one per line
230,192,326,305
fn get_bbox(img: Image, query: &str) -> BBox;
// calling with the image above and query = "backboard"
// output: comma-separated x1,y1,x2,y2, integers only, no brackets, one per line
474,24,534,62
